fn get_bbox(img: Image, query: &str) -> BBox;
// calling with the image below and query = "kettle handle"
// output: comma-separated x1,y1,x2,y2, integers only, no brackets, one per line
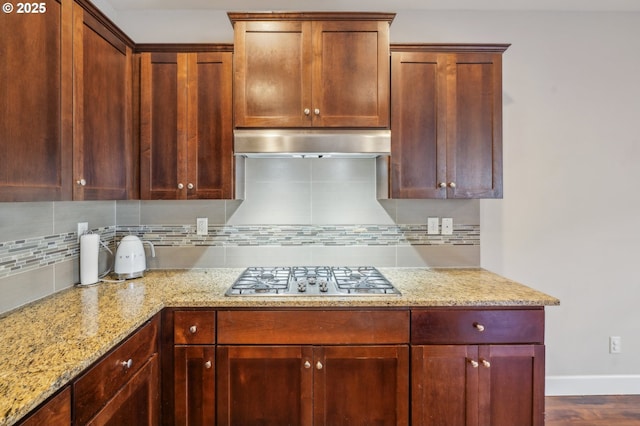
98,240,114,279
143,240,156,258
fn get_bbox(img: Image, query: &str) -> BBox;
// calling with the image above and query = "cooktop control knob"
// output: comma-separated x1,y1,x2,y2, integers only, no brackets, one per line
297,281,307,292
319,280,328,292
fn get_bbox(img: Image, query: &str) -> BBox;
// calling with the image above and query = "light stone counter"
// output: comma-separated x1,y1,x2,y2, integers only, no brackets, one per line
0,267,558,426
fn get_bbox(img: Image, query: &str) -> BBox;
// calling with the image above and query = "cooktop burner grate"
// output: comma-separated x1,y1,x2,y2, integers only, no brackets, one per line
225,266,401,296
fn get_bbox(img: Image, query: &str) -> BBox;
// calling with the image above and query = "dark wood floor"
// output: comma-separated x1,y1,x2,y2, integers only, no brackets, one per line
545,395,640,425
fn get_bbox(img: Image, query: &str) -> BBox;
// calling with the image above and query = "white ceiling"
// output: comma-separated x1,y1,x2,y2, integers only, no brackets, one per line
102,0,640,12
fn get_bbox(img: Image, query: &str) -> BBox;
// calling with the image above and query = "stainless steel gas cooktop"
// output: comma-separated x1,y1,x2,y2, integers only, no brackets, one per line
225,266,401,296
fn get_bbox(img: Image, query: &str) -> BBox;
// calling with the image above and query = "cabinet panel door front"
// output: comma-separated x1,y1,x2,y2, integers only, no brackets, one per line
479,345,545,426
391,52,446,198
0,0,72,201
315,345,409,426
447,52,503,198
312,21,390,127
412,345,478,426
234,21,313,127
73,5,132,200
217,345,313,426
186,52,233,199
140,52,184,199
174,346,215,426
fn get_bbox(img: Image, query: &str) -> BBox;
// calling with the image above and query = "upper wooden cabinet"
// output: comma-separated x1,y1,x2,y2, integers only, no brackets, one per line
0,0,135,202
390,45,508,199
230,12,394,128
139,48,234,199
0,0,73,201
72,2,135,200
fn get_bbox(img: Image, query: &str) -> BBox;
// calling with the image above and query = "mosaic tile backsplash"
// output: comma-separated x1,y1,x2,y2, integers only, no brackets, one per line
0,224,478,280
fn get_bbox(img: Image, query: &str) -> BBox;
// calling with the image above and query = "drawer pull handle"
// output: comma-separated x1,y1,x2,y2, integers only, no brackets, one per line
121,359,133,369
189,325,197,334
469,359,479,368
304,361,311,369
204,360,212,369
316,361,323,370
481,359,491,368
473,322,485,332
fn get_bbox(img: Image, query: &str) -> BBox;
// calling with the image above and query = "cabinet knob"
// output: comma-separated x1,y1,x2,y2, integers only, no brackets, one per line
204,360,212,369
316,361,323,370
438,182,447,189
121,359,133,369
314,108,320,116
449,182,457,188
481,359,491,368
178,183,184,189
304,108,311,116
77,179,86,186
187,183,194,190
189,325,197,334
469,359,479,368
473,322,485,332
304,361,311,369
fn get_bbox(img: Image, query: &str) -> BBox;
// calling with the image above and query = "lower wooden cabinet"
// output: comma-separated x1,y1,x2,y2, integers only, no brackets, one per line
412,344,544,426
85,354,160,426
174,346,215,425
73,315,160,425
216,344,409,426
411,308,546,426
17,386,71,426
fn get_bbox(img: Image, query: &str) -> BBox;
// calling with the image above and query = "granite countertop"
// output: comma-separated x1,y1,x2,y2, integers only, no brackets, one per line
0,267,558,426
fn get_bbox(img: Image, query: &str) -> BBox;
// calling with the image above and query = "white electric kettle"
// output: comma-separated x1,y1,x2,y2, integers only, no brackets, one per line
114,235,155,279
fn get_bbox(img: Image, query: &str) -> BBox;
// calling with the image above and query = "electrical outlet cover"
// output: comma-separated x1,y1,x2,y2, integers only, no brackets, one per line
442,218,453,235
77,222,89,241
427,217,439,235
196,218,208,236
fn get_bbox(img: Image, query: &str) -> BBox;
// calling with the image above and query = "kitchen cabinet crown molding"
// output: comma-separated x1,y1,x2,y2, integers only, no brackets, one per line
228,11,395,24
391,43,510,53
74,0,134,48
135,43,234,53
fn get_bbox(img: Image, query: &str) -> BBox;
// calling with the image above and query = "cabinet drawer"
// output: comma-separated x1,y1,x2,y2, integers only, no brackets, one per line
74,315,159,425
411,309,544,344
174,310,216,344
218,310,409,344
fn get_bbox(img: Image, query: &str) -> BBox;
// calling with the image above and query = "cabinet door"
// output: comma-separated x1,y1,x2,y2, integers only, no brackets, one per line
312,21,390,128
18,386,71,426
140,52,184,199
0,0,72,201
411,345,478,426
186,52,233,199
86,354,160,426
233,21,313,127
479,345,545,426
391,52,447,198
72,3,133,200
217,345,314,426
174,346,215,426
446,52,503,198
314,345,409,426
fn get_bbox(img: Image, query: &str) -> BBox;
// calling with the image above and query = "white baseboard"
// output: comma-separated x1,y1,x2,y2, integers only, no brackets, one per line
546,375,640,396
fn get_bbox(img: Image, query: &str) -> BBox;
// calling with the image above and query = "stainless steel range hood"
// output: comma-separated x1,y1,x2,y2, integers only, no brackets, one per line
234,129,391,158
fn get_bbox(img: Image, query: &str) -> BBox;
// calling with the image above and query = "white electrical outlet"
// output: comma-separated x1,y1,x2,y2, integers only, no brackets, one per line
427,217,440,235
77,222,89,242
442,218,453,235
196,218,208,236
610,336,622,354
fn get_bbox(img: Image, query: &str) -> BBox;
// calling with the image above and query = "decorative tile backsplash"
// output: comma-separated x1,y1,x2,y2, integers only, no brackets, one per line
0,227,116,279
0,224,478,280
